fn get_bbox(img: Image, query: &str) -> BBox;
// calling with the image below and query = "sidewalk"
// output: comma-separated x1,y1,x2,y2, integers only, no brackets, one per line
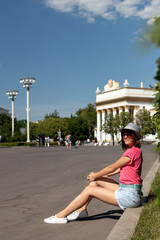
106,155,160,240
0,145,158,240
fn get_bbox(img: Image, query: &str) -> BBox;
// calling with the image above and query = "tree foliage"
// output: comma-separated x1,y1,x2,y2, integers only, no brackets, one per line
102,110,155,144
28,103,96,142
44,109,60,119
0,114,12,141
119,111,133,128
102,112,116,145
76,103,96,138
66,116,89,143
135,109,156,140
148,17,160,48
30,118,69,140
154,58,160,148
102,111,133,145
146,17,160,147
1,100,156,144
0,114,26,142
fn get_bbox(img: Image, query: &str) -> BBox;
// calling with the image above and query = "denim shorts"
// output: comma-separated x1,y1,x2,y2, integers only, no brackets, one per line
115,187,141,210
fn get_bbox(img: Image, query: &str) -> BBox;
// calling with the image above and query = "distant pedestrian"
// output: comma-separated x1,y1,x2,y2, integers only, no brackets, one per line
42,136,45,147
44,123,143,224
75,140,80,148
57,137,63,146
65,134,71,148
45,137,50,147
86,138,90,144
36,136,40,147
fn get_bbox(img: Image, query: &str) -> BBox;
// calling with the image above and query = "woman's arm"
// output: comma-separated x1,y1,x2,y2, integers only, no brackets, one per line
88,156,130,181
107,168,120,176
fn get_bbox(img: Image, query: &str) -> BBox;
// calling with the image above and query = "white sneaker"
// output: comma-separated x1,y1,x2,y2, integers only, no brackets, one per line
67,210,88,221
44,215,68,224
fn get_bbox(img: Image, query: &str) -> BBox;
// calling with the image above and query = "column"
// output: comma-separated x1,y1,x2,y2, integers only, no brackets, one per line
113,108,117,117
119,106,124,114
97,110,102,144
124,105,130,112
113,108,118,142
107,108,112,114
133,106,139,121
102,110,106,142
130,106,134,118
117,107,124,143
106,109,112,142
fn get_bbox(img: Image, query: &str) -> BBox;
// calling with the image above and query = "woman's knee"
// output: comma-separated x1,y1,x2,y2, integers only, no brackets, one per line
89,181,98,187
88,177,110,187
84,185,97,195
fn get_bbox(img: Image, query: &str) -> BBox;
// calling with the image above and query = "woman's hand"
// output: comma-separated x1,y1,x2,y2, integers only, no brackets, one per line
87,172,95,182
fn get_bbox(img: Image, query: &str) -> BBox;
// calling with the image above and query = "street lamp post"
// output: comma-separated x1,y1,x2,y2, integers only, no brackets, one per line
6,90,19,137
20,75,36,142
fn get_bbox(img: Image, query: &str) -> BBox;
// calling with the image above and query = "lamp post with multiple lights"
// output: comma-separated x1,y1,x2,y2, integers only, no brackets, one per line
6,90,19,137
20,75,36,142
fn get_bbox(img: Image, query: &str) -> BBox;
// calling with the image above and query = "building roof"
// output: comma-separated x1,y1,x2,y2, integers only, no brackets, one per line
96,86,155,106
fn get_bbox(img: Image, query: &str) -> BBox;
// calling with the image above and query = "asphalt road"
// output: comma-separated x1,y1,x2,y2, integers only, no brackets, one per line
0,145,158,240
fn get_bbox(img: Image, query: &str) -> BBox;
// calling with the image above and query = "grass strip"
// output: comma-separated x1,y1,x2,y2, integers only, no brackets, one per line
131,167,160,240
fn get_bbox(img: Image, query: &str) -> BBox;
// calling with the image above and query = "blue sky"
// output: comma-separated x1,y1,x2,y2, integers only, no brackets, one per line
0,0,160,121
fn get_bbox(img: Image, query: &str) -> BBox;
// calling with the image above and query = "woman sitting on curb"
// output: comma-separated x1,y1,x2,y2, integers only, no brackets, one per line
44,122,143,224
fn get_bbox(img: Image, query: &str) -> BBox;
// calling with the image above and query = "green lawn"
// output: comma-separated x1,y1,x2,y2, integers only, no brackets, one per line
131,168,160,240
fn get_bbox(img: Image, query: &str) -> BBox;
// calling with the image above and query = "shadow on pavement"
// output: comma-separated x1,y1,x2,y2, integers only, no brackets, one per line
75,209,124,222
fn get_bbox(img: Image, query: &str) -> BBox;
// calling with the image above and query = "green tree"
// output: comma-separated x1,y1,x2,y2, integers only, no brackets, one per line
119,111,133,129
30,122,39,140
102,112,116,145
144,17,160,147
148,17,160,47
145,16,160,205
11,118,26,142
44,109,60,119
37,118,69,140
0,114,12,141
0,114,27,142
76,103,96,139
102,111,133,145
16,119,27,128
138,17,160,50
153,58,160,148
135,109,156,141
67,116,89,143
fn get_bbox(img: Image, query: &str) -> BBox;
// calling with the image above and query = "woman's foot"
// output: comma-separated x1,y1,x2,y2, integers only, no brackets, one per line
67,209,88,221
44,215,68,224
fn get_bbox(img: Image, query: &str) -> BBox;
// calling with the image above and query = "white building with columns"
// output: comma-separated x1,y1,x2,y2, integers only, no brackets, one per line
95,79,156,144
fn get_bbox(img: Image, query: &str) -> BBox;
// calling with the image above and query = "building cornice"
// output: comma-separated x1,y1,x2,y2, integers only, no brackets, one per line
95,95,154,106
96,86,155,95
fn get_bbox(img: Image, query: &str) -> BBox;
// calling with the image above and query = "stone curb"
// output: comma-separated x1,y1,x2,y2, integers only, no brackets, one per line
106,155,160,240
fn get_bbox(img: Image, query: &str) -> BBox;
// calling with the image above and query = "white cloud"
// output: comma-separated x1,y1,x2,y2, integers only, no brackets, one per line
136,0,160,19
45,0,76,13
44,0,160,22
115,0,144,18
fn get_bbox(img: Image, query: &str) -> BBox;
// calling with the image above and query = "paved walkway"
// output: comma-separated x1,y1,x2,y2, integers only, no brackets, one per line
0,145,159,240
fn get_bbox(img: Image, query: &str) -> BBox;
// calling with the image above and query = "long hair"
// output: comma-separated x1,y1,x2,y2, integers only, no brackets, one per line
121,131,141,151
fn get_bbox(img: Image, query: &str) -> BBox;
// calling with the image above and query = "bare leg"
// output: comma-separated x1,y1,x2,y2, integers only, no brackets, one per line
56,177,119,218
76,176,119,213
75,181,97,213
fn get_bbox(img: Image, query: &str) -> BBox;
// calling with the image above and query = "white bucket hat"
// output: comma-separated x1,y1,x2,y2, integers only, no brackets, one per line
120,122,141,139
